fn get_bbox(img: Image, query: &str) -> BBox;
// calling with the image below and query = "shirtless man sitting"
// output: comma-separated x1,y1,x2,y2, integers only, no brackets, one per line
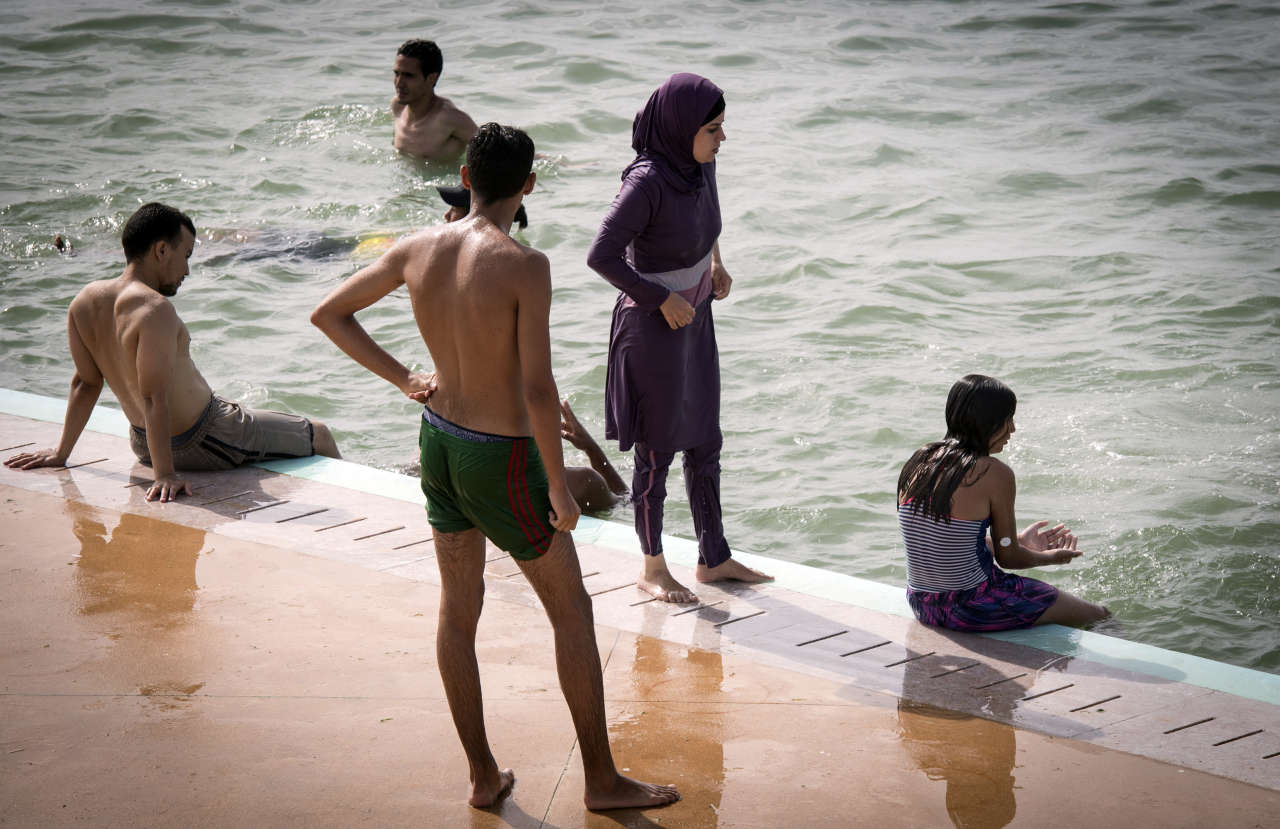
311,124,678,812
392,39,479,161
4,203,339,502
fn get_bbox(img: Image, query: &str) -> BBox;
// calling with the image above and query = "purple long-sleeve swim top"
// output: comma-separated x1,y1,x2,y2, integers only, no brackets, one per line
586,162,722,311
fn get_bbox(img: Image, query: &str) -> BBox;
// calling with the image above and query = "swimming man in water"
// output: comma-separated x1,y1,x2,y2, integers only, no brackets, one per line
392,39,479,161
311,123,679,811
5,203,339,501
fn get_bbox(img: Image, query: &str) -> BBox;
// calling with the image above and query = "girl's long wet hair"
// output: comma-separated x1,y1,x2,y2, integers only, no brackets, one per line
897,374,1017,522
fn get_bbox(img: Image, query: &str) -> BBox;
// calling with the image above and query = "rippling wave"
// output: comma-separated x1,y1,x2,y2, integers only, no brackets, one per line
0,0,1276,671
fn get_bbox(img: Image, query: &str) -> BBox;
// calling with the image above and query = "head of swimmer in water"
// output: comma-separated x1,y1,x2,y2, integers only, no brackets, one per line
121,203,196,298
944,374,1017,456
691,94,726,164
461,123,536,210
394,39,442,105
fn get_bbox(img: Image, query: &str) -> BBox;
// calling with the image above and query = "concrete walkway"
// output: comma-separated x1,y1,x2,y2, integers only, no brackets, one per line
1,409,1277,827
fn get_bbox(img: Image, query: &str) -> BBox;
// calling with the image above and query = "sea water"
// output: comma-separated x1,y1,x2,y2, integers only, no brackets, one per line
1,0,1276,671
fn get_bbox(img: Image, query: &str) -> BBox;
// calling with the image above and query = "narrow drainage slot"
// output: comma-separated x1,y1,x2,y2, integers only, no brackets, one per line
974,673,1027,689
199,490,255,506
236,500,289,516
1069,694,1122,712
378,555,436,571
1164,717,1215,735
796,631,847,647
391,538,433,550
1,442,36,452
277,507,330,524
1021,683,1075,702
580,571,600,579
629,597,658,607
930,662,980,679
715,610,767,628
315,517,366,532
841,640,891,657
589,583,636,598
63,457,108,469
352,526,404,541
884,651,935,668
1263,751,1279,760
1038,655,1070,673
1213,729,1263,747
673,600,723,616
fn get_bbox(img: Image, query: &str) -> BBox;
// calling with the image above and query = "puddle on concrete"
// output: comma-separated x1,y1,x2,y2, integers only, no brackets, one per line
71,506,203,623
897,699,1018,828
59,485,210,706
606,634,726,829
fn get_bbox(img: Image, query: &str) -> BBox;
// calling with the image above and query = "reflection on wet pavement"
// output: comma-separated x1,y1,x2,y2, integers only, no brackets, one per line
898,700,1016,829
895,623,1055,828
71,504,203,622
63,489,209,707
606,634,726,829
3,481,1277,827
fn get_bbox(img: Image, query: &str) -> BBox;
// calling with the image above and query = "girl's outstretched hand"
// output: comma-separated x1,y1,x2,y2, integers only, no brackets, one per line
1046,535,1083,564
1020,520,1077,552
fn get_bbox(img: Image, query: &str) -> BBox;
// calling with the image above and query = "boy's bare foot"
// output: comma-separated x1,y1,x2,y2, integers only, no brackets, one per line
585,774,680,811
637,570,697,603
696,558,774,584
469,768,516,808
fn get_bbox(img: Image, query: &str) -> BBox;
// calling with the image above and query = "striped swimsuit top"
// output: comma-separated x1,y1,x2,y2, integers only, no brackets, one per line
898,502,991,593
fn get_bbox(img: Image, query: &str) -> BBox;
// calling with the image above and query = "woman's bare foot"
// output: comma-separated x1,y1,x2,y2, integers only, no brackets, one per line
584,774,680,811
469,768,516,808
696,557,774,584
637,570,697,603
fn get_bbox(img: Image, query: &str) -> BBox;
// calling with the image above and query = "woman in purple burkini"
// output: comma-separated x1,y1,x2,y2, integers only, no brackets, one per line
588,73,772,603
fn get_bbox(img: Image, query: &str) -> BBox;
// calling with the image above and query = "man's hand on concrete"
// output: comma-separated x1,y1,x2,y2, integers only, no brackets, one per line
145,473,192,503
4,448,68,470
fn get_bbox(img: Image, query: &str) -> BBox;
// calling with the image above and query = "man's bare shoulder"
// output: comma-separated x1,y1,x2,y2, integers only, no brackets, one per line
68,278,131,318
436,96,477,129
393,223,452,258
66,279,177,345
114,281,181,329
484,231,548,276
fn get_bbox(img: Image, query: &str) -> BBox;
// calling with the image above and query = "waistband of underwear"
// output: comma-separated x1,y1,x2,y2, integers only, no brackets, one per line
131,394,218,447
422,406,524,443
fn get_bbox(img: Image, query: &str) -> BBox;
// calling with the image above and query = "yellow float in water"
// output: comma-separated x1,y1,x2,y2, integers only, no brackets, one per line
352,234,397,259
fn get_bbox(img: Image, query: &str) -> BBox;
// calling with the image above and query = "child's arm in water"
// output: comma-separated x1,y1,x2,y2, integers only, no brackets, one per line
561,399,627,512
984,459,1084,570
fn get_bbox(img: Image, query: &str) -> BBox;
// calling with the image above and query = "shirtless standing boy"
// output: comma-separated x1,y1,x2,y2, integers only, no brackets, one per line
392,39,479,161
5,203,339,501
311,124,679,811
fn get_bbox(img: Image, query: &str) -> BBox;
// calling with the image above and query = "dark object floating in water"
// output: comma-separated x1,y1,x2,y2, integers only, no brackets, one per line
200,230,360,266
437,185,529,229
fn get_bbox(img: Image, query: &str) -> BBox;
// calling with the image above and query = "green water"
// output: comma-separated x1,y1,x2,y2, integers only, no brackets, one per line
1,0,1276,671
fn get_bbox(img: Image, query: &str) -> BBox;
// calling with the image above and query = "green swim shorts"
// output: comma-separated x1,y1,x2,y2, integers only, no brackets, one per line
418,407,555,560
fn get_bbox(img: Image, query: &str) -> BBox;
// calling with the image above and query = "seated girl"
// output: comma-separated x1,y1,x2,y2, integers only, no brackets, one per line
897,374,1109,631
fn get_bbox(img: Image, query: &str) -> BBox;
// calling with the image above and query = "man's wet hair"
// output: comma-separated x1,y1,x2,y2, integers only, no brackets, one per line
465,123,535,204
121,203,195,263
397,39,443,77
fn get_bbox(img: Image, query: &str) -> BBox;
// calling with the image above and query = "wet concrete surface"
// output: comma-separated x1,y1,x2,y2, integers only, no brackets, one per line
2,485,1278,827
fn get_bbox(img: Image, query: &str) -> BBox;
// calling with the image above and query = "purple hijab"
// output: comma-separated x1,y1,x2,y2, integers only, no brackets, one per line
624,73,724,193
